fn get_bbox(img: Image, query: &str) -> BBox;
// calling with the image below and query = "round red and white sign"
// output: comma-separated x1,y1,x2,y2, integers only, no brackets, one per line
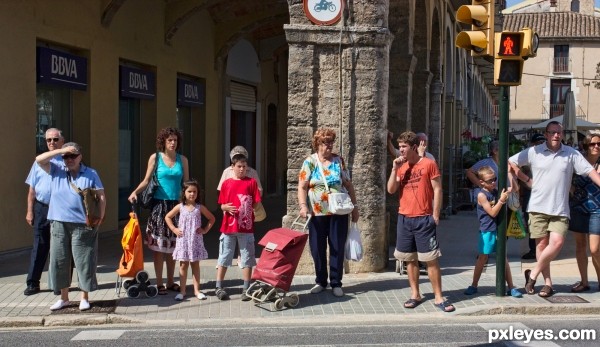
303,0,344,26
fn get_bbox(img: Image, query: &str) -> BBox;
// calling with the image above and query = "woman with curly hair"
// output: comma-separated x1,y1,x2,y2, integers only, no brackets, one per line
297,128,359,297
129,127,189,295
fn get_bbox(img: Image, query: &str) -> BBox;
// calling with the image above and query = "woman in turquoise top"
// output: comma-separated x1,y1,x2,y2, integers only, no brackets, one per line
129,127,189,295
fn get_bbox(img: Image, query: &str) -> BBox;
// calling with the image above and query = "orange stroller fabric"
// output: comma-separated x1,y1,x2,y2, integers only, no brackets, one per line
116,212,144,278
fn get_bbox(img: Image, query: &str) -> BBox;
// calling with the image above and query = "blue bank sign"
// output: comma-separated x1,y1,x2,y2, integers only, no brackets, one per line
119,66,156,99
37,47,87,90
177,78,205,107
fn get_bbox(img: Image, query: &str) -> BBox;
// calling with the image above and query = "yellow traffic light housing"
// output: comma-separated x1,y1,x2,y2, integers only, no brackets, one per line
494,32,524,86
520,27,539,59
455,0,495,57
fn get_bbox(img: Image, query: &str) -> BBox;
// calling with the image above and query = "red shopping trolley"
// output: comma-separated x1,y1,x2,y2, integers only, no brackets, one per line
247,215,310,310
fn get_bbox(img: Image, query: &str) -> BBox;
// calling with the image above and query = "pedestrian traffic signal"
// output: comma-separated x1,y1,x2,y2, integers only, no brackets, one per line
494,31,523,86
455,0,495,57
520,27,539,59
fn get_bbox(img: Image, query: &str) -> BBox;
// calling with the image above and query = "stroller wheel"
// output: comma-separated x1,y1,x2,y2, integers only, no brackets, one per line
146,285,158,298
287,293,300,308
123,279,132,290
127,285,141,298
136,271,149,284
274,298,285,310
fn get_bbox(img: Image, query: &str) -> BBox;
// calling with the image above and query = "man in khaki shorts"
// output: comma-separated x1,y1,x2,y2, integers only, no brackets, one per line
509,121,600,297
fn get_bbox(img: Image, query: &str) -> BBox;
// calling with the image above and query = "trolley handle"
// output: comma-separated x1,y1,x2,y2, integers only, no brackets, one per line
291,214,311,233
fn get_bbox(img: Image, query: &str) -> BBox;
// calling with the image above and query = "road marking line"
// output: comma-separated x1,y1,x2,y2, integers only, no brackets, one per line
71,330,127,340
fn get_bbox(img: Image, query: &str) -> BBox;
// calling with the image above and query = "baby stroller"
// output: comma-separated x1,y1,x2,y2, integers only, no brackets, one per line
247,215,310,310
115,210,158,298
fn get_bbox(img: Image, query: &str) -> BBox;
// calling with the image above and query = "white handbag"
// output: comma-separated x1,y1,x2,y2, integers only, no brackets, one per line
507,191,521,211
314,154,354,215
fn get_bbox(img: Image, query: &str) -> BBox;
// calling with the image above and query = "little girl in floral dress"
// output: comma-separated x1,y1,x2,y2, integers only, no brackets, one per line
165,180,215,300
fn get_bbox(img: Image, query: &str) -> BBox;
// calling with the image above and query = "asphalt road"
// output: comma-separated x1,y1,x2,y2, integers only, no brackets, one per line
2,315,598,346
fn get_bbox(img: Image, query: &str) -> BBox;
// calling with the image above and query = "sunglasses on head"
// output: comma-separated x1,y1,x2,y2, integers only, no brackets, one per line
46,138,60,143
62,153,80,160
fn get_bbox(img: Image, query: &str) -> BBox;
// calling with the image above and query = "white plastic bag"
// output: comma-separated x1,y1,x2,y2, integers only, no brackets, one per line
345,222,363,262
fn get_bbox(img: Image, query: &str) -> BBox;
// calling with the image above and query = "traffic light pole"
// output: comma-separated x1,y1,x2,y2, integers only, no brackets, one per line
496,85,509,296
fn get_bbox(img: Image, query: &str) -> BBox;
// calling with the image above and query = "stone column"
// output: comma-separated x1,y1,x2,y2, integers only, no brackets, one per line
284,2,393,274
429,80,444,159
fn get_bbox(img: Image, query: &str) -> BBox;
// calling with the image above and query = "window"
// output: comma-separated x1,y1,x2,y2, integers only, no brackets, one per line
553,45,569,73
36,86,71,153
550,79,571,118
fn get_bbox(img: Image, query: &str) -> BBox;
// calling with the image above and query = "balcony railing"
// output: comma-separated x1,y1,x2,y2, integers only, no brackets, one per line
541,104,587,120
553,57,570,74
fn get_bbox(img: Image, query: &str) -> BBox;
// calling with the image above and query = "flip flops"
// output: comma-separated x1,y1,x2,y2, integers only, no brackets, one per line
167,283,180,292
538,285,554,298
157,285,168,295
403,298,422,309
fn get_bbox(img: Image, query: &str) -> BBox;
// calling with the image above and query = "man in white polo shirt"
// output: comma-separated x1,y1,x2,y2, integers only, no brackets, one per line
509,121,600,298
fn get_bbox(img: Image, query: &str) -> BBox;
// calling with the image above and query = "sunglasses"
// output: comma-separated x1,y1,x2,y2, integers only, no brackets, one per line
546,131,563,136
482,178,497,184
589,142,600,147
321,141,334,146
62,153,80,160
46,138,60,143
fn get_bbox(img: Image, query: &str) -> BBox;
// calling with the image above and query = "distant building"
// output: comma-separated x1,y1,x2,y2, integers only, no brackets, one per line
503,0,600,138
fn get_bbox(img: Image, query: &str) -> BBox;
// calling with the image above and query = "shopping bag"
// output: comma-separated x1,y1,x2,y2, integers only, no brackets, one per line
507,210,527,239
345,222,363,261
507,192,521,212
254,202,267,222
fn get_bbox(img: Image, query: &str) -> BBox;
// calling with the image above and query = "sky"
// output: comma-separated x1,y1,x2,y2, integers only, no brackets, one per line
506,0,600,8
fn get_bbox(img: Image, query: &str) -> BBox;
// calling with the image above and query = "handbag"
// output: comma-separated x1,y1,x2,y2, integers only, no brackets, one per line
69,176,103,227
345,222,363,261
138,152,160,209
254,201,267,222
506,210,527,239
314,154,354,215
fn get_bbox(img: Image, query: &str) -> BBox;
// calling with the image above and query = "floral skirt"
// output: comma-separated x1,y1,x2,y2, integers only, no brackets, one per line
146,199,179,253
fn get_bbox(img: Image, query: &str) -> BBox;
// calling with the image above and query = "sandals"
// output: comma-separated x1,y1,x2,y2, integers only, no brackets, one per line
167,283,180,292
571,281,590,293
538,285,554,298
435,300,456,313
157,285,168,295
524,269,536,295
404,298,422,309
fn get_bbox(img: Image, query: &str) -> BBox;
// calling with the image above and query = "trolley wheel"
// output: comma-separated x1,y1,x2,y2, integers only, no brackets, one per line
123,279,132,289
127,285,141,298
136,270,149,284
274,298,285,310
146,285,158,298
286,294,299,308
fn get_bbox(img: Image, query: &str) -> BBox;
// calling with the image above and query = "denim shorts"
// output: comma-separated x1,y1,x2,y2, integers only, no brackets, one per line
478,230,497,255
217,233,256,268
569,211,600,235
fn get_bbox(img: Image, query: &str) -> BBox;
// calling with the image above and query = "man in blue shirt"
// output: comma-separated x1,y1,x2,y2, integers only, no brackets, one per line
24,128,64,295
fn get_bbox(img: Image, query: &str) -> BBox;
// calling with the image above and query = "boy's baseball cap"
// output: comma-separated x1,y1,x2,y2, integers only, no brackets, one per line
230,146,248,161
530,133,545,144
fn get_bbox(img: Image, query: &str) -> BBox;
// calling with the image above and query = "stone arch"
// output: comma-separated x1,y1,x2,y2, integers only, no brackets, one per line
101,0,127,27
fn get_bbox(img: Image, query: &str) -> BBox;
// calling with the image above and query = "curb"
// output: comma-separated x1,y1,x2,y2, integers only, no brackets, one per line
456,304,600,316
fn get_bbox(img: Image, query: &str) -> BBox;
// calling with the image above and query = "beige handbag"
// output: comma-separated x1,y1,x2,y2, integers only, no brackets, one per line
254,202,267,222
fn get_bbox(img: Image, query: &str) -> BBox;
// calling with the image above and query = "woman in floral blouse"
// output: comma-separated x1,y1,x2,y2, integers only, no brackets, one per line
298,128,359,297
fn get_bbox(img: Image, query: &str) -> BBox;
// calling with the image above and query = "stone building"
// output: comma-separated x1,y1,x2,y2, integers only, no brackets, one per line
1,0,498,273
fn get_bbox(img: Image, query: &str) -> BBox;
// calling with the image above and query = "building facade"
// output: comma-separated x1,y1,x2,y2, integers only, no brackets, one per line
1,0,497,272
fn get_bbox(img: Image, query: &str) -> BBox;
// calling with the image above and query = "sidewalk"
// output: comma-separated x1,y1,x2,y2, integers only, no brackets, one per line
1,209,599,327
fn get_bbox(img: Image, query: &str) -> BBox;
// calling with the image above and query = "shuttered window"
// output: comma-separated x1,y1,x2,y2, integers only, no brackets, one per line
230,82,256,112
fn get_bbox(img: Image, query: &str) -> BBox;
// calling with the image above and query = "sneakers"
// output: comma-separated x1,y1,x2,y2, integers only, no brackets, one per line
332,287,344,297
508,288,523,298
24,286,40,296
196,292,207,300
215,288,229,300
79,299,91,311
174,293,184,301
50,299,69,311
464,286,478,295
310,284,325,294
240,291,252,301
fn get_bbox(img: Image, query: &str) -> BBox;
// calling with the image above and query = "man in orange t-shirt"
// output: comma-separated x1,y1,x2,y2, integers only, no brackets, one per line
387,131,454,313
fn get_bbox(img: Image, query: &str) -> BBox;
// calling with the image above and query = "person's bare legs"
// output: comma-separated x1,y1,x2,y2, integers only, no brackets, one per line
190,261,200,295
165,253,176,287
573,232,589,287
179,261,189,296
470,254,488,288
242,267,252,282
505,257,515,289
589,234,600,286
530,233,564,288
427,259,445,304
406,260,421,300
153,251,164,287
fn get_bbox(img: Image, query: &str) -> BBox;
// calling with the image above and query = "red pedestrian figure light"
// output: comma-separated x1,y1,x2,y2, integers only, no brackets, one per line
502,36,514,56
